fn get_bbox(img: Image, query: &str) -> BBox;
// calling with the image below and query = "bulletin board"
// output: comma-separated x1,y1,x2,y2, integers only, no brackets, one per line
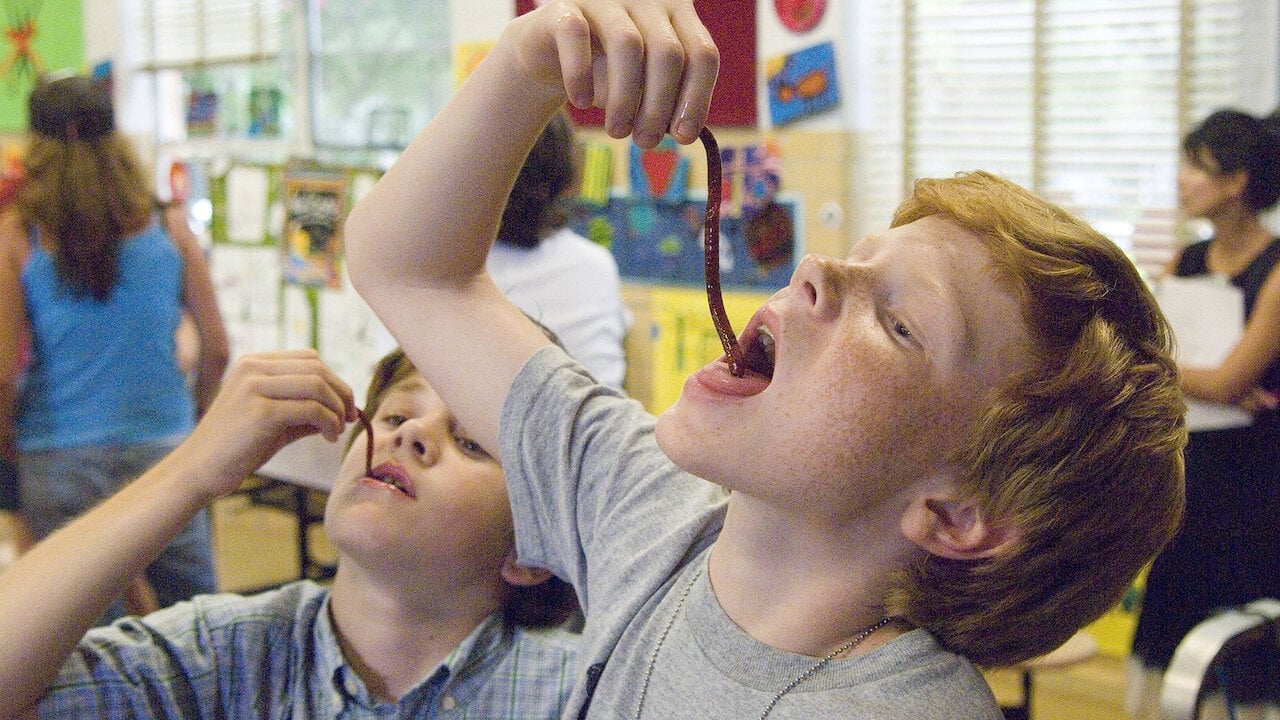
206,159,393,406
569,194,798,293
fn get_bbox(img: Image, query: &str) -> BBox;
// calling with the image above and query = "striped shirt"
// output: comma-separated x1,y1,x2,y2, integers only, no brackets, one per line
39,580,579,719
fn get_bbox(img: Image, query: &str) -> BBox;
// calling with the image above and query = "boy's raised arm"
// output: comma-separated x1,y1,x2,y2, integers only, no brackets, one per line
345,0,717,453
0,351,355,717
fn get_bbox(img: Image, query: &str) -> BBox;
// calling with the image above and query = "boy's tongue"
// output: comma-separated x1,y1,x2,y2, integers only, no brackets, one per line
694,358,771,397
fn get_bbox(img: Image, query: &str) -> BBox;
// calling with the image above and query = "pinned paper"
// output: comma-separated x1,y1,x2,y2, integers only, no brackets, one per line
630,138,689,203
1153,275,1251,430
579,141,613,206
766,41,840,126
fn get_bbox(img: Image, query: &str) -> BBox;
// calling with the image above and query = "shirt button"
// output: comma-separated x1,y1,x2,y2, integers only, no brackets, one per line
344,675,361,696
441,694,457,711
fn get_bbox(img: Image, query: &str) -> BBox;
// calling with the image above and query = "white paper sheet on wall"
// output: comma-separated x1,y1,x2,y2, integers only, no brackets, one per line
225,166,271,243
209,243,281,360
1153,275,1251,431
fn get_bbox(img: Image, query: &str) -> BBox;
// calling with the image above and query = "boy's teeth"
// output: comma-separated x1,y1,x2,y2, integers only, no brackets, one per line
743,325,775,378
759,327,775,368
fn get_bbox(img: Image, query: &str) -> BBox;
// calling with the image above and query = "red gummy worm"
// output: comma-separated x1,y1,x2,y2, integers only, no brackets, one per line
356,409,374,475
700,127,745,377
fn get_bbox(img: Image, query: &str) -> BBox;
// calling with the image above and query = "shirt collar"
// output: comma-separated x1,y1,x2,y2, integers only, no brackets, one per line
314,595,512,713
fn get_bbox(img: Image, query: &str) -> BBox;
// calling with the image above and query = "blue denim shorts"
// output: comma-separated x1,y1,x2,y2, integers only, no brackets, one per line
19,441,216,622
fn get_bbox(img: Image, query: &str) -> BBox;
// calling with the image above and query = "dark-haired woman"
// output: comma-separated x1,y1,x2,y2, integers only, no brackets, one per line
1130,107,1280,715
0,74,228,622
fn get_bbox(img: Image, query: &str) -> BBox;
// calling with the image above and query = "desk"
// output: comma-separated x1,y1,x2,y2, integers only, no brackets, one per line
256,433,345,491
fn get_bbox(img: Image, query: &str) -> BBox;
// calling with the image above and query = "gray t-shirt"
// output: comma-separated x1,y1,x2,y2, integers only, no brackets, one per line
502,347,1003,719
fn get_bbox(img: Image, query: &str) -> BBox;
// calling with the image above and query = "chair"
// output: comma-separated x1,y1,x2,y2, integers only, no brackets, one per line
1160,598,1280,720
1000,630,1100,720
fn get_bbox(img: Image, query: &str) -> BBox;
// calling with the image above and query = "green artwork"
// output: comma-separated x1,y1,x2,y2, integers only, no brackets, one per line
0,0,85,132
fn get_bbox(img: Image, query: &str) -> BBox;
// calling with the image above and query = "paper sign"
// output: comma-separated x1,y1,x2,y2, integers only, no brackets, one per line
1154,275,1251,430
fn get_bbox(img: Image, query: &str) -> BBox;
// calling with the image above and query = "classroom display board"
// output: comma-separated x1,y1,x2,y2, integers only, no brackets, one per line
207,160,393,406
570,195,798,294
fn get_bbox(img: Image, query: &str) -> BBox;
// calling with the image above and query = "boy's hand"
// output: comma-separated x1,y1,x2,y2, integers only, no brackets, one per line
175,350,355,502
508,0,719,147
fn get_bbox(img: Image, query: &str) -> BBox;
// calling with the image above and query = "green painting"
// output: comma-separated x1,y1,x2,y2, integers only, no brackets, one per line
0,1,85,132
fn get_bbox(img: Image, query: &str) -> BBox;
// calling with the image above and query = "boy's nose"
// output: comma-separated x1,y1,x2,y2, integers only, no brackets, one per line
392,421,440,466
791,253,848,321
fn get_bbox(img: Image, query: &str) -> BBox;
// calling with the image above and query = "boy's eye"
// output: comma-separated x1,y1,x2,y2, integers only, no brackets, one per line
454,435,491,460
380,413,408,428
893,320,912,339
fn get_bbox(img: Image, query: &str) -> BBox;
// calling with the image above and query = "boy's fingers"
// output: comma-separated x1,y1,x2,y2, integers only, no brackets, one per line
252,373,351,438
554,6,594,108
668,4,718,143
256,353,355,412
627,2,687,147
579,3,646,138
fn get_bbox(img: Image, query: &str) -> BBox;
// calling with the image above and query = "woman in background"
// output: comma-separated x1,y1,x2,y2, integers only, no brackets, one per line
0,73,229,621
487,111,632,389
1129,107,1280,718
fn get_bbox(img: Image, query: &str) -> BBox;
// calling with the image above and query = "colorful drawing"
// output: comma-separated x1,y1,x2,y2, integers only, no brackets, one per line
774,0,827,33
186,87,220,137
248,85,282,137
719,140,783,218
0,0,83,131
630,137,690,203
2,0,44,86
281,163,348,289
766,41,839,126
569,195,799,292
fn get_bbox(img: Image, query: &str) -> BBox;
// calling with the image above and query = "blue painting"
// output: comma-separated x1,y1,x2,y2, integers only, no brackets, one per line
766,41,840,126
569,195,799,292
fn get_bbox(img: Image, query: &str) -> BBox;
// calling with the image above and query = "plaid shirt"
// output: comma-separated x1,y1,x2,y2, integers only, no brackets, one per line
39,580,579,719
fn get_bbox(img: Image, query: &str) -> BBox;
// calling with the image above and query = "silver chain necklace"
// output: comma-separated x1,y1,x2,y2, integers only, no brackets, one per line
634,566,895,720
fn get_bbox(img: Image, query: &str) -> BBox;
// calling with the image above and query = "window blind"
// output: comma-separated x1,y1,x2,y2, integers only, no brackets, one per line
135,0,284,70
856,0,1246,280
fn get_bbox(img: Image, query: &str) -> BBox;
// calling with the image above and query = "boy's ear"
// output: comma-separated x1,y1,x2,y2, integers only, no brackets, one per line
901,491,1020,561
500,552,554,587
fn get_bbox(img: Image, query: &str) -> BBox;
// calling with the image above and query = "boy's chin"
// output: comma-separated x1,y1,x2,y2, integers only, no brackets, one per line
654,410,727,481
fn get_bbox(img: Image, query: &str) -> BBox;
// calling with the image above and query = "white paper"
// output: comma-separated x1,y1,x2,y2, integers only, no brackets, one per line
224,166,271,244
1153,275,1251,431
209,244,281,360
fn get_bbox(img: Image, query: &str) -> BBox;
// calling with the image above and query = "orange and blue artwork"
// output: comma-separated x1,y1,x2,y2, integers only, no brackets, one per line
766,41,839,126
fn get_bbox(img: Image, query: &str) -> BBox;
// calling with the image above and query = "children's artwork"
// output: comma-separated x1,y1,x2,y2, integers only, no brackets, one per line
719,140,783,218
570,194,799,292
0,0,84,131
630,138,690,204
186,88,220,137
774,0,828,33
766,41,839,126
281,163,348,289
248,85,282,137
578,140,613,207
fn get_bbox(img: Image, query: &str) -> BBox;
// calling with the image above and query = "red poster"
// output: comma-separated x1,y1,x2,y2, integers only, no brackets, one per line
514,0,756,126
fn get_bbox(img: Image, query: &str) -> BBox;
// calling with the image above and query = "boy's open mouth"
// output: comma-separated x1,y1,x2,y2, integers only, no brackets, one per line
367,463,416,498
740,325,775,379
